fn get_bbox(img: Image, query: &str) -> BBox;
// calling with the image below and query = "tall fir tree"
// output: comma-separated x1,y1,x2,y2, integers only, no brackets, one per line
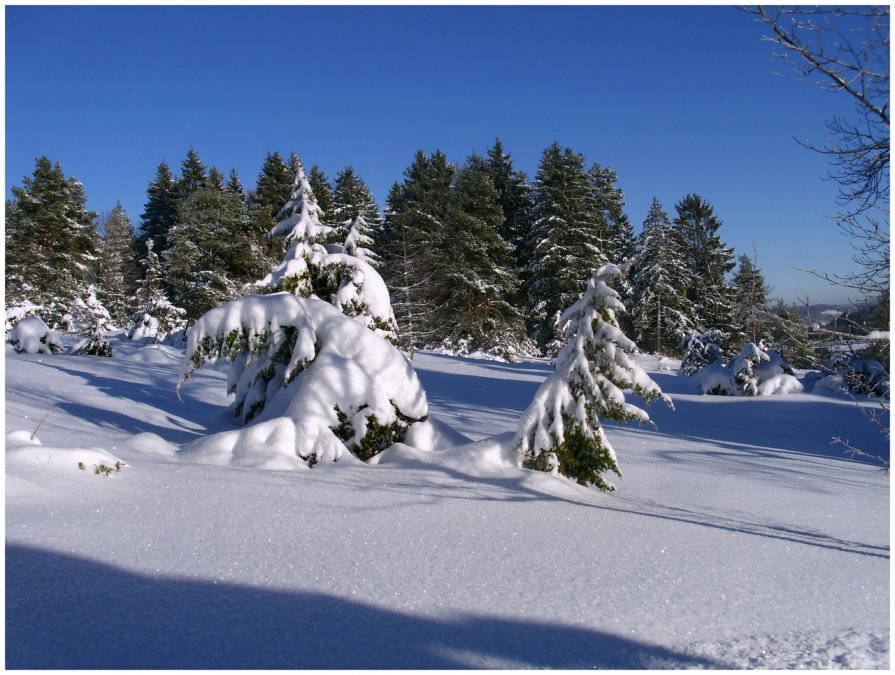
226,169,246,201
138,161,179,258
249,151,295,269
630,198,693,354
526,143,606,352
97,203,139,327
732,253,770,344
484,139,534,271
436,158,532,358
308,165,335,224
6,156,99,327
178,148,207,202
379,150,455,352
673,194,737,341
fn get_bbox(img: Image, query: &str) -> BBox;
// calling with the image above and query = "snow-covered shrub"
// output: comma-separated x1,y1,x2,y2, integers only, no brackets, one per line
5,299,43,333
128,298,188,345
68,287,114,357
694,341,802,397
679,329,725,375
692,362,737,396
178,293,428,467
7,315,64,355
513,264,672,491
728,342,769,397
258,155,399,345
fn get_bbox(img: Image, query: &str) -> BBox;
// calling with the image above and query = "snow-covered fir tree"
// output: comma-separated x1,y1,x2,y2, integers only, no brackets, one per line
178,148,207,201
588,162,630,262
331,166,383,266
130,239,187,343
679,329,725,376
97,203,139,328
484,139,534,272
248,151,295,270
260,154,398,344
526,143,607,352
5,156,99,328
514,264,671,490
630,198,693,354
435,158,533,359
343,213,379,265
69,286,114,357
673,194,737,341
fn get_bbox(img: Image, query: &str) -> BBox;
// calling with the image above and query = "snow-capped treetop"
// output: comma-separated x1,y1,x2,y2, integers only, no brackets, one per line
270,155,333,243
343,213,379,266
514,263,671,490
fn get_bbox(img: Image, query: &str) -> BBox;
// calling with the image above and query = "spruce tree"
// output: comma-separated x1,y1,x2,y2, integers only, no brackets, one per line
226,169,246,201
436,158,532,358
331,166,383,260
178,148,207,201
249,151,295,268
131,239,187,343
308,165,335,224
138,161,179,258
484,139,534,270
526,143,606,352
514,264,671,490
630,198,693,354
732,253,770,343
673,194,736,340
6,156,99,327
97,203,139,327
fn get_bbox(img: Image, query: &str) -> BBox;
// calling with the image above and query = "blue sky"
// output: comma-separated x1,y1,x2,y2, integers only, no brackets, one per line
6,4,868,304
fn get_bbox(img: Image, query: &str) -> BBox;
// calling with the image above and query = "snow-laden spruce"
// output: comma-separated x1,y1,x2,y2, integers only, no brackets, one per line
514,264,672,490
692,341,803,396
259,155,398,344
7,315,64,355
177,293,428,468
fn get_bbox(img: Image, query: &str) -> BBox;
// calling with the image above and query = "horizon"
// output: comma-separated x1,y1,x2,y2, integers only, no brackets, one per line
5,4,877,306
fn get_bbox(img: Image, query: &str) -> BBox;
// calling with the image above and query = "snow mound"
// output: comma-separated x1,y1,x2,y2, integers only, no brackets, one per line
179,294,430,468
120,344,184,364
7,315,63,354
6,436,124,477
757,373,804,396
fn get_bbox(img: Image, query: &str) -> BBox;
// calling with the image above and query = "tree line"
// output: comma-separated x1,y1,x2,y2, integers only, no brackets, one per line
7,140,837,363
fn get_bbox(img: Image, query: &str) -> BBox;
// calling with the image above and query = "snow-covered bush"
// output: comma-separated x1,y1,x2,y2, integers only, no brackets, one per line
7,315,64,355
693,341,803,396
5,299,43,333
258,155,398,345
178,293,428,467
513,264,672,491
128,298,188,345
679,329,725,375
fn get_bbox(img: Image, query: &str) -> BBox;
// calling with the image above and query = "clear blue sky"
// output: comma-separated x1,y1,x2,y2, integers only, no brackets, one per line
6,4,866,305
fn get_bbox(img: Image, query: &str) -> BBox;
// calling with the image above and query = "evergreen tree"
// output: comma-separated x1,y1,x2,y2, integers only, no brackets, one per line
630,198,693,354
6,156,99,327
207,167,225,191
526,143,606,352
130,239,187,343
138,161,179,257
69,286,114,356
164,181,254,319
249,151,295,268
331,166,383,260
732,253,770,343
514,264,670,490
378,150,455,352
436,159,532,358
343,213,379,266
226,169,246,201
484,139,534,270
178,148,207,201
97,203,139,327
308,165,335,224
673,194,736,340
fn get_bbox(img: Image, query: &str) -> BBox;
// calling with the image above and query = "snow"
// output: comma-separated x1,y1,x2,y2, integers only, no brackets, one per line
5,336,890,669
7,315,63,354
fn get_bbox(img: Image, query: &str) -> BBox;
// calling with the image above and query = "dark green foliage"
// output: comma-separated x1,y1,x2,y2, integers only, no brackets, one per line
308,166,335,223
138,161,179,257
484,139,534,271
732,253,770,343
178,148,207,201
526,143,606,351
523,423,621,491
332,403,420,461
5,156,99,327
97,203,139,327
249,151,294,267
331,166,383,257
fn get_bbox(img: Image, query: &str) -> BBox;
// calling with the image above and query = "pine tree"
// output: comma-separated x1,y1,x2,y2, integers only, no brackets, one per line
514,264,671,490
732,253,770,344
484,139,534,270
249,151,295,269
226,169,246,201
69,286,114,357
630,198,693,354
308,165,335,224
6,156,99,327
138,161,179,258
673,194,736,340
436,158,532,358
130,239,187,343
97,203,139,327
526,143,606,352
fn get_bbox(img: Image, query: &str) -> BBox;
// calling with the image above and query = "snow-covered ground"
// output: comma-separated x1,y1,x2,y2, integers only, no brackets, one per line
5,336,890,668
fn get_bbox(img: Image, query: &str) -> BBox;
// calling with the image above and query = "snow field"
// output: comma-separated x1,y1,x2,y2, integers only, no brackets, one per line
5,338,890,668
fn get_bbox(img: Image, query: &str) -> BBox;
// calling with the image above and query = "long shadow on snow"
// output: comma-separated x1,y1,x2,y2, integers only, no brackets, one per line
23,359,227,443
6,543,723,670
